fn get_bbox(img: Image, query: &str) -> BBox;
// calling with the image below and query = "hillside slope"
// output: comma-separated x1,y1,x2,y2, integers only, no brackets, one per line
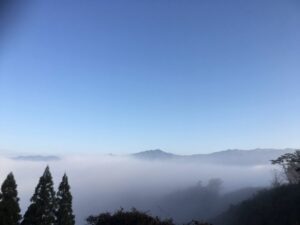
212,183,300,225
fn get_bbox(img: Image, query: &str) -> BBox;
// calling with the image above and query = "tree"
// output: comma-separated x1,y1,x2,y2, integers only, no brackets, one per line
184,221,213,225
87,208,175,225
87,208,213,225
271,150,300,184
56,174,75,225
21,166,56,225
0,172,22,225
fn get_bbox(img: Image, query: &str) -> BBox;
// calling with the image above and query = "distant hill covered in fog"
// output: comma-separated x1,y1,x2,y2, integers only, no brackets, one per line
131,148,295,165
6,148,295,165
12,155,60,162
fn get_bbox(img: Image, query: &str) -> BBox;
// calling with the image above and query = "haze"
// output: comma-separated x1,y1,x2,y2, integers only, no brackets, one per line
0,153,276,224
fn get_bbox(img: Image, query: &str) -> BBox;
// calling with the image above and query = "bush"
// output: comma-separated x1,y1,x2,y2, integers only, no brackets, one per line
86,208,212,225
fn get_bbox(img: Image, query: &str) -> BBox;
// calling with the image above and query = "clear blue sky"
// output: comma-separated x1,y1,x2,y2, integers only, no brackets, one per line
1,0,300,154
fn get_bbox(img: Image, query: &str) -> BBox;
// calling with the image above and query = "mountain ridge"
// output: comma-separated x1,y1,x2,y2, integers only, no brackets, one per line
131,148,295,165
12,155,60,162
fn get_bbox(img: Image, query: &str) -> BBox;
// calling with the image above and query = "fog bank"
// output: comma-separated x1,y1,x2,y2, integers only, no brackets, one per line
0,154,275,224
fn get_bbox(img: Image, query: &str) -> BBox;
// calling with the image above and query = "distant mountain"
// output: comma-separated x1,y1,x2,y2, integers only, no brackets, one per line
12,155,60,162
132,149,176,160
131,148,295,165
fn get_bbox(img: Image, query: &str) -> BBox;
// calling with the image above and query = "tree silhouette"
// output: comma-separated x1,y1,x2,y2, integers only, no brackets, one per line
0,172,22,225
87,208,175,225
21,166,56,225
87,208,212,225
56,173,75,225
271,150,300,184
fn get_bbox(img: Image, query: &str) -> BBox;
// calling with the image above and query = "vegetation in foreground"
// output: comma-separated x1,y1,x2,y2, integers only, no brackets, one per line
212,183,300,225
0,150,299,225
87,208,212,225
211,150,300,225
0,166,75,225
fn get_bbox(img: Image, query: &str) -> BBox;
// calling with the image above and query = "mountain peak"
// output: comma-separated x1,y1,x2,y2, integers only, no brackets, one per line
132,149,175,160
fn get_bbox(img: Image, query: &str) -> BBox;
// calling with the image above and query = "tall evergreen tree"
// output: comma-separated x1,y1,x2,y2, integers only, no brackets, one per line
56,174,75,225
21,166,56,225
0,172,21,225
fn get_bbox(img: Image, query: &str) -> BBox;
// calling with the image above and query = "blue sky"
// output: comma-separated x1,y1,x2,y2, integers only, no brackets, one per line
1,0,300,154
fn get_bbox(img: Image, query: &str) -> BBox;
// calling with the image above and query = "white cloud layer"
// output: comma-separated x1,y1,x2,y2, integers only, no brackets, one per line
0,155,275,224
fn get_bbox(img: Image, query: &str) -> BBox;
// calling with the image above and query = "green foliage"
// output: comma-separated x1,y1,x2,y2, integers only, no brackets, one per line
21,166,56,225
56,174,75,225
0,172,22,225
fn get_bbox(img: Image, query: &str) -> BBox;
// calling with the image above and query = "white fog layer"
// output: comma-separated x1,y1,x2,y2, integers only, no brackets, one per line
0,151,280,224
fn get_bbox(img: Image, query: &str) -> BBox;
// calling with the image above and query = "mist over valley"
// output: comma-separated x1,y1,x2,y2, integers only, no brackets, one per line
0,148,291,224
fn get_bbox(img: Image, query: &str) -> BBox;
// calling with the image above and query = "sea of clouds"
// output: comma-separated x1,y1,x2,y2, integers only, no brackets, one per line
0,154,275,224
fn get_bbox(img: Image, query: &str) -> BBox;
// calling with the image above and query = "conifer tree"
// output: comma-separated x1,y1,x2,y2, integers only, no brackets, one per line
0,172,21,225
21,166,56,225
56,174,75,225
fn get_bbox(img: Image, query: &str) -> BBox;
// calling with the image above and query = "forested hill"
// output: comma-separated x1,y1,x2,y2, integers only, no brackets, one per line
212,183,300,225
